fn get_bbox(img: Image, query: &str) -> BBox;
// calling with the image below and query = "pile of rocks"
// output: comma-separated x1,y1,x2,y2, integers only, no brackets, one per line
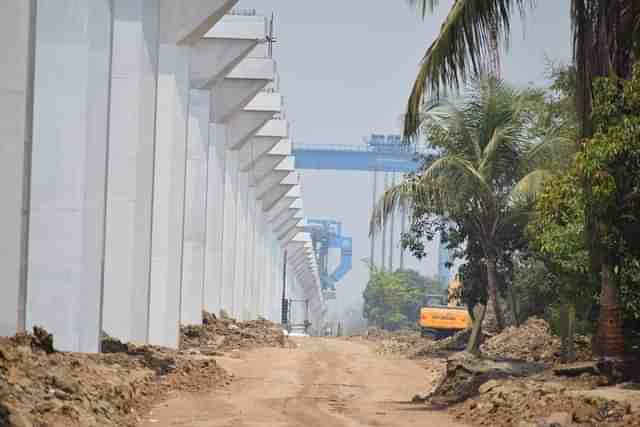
480,318,592,364
0,328,228,427
180,311,288,353
449,377,639,426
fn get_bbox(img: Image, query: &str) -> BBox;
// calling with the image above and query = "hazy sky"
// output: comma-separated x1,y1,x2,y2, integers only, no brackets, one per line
242,1,573,327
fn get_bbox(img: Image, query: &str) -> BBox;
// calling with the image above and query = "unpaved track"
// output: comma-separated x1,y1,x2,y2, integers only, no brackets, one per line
141,338,466,427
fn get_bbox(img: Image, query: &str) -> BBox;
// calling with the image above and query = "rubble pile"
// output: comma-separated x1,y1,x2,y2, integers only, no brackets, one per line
449,377,640,426
180,311,288,353
411,329,471,358
480,317,592,364
375,333,426,358
0,329,228,427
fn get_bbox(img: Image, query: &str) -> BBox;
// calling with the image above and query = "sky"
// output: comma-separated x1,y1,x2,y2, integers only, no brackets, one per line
242,0,573,332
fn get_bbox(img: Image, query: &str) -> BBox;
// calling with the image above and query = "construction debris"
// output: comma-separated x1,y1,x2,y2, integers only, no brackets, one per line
425,352,545,405
449,376,640,426
180,312,289,352
480,318,592,364
1,315,289,427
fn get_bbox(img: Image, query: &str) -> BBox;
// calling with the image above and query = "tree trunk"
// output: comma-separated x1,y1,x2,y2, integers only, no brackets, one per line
483,257,504,334
593,262,625,358
560,303,576,363
466,303,486,354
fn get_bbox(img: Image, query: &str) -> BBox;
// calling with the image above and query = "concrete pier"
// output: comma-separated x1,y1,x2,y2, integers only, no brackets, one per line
28,0,114,352
0,1,36,337
0,4,327,349
103,0,160,344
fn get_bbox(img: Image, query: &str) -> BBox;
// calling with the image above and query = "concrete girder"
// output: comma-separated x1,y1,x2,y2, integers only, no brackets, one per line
210,59,276,124
255,158,295,200
268,196,301,226
265,184,301,218
239,136,283,172
262,183,297,213
287,240,307,254
289,247,310,268
251,151,290,182
273,210,303,235
280,227,302,248
277,217,304,241
292,257,313,278
256,118,289,138
191,39,258,89
256,155,294,193
159,0,238,45
190,14,267,89
267,198,299,227
227,92,282,150
271,199,303,229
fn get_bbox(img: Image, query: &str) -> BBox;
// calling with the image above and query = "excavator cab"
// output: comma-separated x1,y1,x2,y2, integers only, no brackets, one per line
419,288,471,339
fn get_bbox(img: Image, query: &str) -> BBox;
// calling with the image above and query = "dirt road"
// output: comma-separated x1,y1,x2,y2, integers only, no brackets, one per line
141,337,466,427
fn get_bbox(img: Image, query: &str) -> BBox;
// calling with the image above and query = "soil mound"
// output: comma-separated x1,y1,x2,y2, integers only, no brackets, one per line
480,317,592,363
1,327,228,427
180,312,288,353
449,376,639,426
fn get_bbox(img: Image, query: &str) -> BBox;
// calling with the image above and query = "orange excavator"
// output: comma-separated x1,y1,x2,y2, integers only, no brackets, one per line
418,279,471,339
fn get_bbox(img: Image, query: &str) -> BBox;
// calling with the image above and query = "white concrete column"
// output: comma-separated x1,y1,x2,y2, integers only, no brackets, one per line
28,0,113,352
260,224,273,319
220,149,240,314
180,89,210,325
243,184,258,319
147,40,191,348
203,123,226,315
103,0,160,344
0,1,36,337
252,199,265,318
232,170,249,319
146,0,237,348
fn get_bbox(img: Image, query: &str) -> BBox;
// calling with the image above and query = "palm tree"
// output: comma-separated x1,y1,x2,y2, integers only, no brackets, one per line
405,0,640,359
371,77,549,352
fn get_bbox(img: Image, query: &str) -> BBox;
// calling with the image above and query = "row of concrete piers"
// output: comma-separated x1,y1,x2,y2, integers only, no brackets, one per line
0,0,324,352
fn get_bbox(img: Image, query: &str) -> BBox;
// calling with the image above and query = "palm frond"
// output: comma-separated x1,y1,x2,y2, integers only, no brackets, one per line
369,154,494,237
510,169,553,203
404,0,534,138
422,102,481,163
369,180,417,236
407,0,441,18
478,127,510,174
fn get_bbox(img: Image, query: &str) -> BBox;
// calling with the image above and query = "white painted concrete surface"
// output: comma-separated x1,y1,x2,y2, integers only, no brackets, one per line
28,0,113,352
0,0,35,337
103,0,160,345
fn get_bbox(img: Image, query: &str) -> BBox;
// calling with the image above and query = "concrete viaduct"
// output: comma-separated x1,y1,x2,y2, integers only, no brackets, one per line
0,1,324,352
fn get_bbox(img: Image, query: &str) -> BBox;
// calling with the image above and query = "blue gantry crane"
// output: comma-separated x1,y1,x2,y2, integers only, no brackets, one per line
303,219,352,300
292,135,452,288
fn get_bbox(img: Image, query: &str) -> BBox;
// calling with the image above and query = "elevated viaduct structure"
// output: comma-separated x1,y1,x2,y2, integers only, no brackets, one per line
0,1,323,351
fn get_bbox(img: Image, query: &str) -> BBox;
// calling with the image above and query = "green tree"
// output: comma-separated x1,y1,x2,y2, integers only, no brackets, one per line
363,267,438,331
404,0,640,359
371,77,551,352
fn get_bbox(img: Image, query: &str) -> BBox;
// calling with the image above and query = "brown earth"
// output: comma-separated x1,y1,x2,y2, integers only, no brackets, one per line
0,316,289,427
139,337,467,427
180,312,288,353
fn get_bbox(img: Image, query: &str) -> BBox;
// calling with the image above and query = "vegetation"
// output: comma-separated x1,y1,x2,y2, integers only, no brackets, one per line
363,268,440,331
400,0,640,359
370,77,559,352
